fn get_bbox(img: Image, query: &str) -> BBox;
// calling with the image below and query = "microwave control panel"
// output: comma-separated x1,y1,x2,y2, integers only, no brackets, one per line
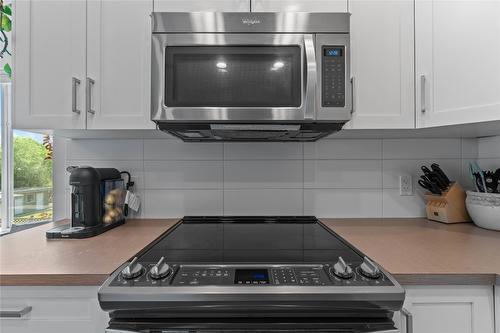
321,46,346,108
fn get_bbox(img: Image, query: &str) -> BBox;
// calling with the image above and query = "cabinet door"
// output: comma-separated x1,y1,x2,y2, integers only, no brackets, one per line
346,0,414,129
154,0,250,11
86,0,155,129
416,0,500,127
0,286,108,333
252,0,347,12
496,286,500,333
403,285,495,333
13,0,87,129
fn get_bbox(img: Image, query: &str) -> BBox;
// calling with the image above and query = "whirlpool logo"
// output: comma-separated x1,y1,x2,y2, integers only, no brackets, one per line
242,18,261,26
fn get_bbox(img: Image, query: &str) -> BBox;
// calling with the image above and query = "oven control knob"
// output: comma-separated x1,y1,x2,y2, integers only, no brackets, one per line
121,257,145,280
331,256,354,279
149,256,171,280
359,257,382,279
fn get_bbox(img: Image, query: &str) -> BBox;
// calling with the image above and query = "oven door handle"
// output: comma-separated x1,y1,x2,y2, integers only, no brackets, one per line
303,34,317,120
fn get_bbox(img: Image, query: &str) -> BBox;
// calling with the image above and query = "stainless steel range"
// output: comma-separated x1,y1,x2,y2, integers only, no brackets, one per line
99,216,407,332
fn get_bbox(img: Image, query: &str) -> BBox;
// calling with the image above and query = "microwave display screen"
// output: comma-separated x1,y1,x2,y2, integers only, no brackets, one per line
165,46,301,108
324,48,343,57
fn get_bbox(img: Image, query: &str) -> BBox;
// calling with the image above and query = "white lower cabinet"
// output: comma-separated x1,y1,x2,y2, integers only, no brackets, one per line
0,286,108,333
1,285,497,332
398,285,495,333
496,285,500,333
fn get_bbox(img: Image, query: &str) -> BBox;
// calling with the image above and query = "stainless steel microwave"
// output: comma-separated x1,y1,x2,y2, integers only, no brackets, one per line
151,12,351,141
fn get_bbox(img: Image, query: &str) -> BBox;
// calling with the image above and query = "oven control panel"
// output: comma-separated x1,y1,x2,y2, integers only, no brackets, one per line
110,263,394,287
172,265,331,286
321,46,346,108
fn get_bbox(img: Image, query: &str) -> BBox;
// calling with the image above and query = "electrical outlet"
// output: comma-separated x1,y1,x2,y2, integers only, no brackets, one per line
399,175,413,196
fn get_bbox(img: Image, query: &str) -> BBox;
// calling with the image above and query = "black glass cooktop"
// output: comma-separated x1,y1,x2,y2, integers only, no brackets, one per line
138,216,364,266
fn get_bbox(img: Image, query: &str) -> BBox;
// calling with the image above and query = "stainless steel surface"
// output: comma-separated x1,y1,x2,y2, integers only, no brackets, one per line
420,74,426,113
151,33,314,122
210,124,301,131
304,34,316,120
100,262,404,304
350,76,355,114
315,33,351,121
401,307,413,333
100,217,403,332
150,256,171,279
152,12,350,34
86,77,95,115
121,257,144,280
71,77,81,114
360,256,382,279
151,12,352,137
332,256,354,279
104,329,399,333
0,306,32,318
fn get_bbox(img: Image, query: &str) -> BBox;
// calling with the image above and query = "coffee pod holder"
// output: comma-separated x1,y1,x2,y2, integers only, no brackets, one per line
423,182,471,224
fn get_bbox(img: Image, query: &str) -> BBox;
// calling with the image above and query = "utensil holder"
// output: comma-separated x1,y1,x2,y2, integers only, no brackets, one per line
424,182,471,223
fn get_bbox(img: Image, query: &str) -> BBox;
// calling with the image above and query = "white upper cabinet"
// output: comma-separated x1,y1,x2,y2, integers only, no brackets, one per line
416,0,500,128
154,0,250,12
251,0,347,12
13,0,87,129
346,0,415,129
86,0,155,129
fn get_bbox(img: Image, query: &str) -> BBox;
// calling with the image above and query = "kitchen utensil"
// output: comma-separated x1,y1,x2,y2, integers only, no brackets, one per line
431,163,451,186
420,165,449,190
418,179,442,195
469,162,487,192
466,191,500,231
483,169,500,193
494,168,500,192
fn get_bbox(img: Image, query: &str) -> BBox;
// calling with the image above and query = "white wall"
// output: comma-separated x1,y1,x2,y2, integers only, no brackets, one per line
58,136,478,219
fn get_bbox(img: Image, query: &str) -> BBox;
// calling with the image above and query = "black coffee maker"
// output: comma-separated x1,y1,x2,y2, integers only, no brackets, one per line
47,166,132,239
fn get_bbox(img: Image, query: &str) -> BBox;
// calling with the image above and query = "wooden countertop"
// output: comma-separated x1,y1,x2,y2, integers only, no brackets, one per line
0,219,179,286
321,218,500,285
2,218,500,286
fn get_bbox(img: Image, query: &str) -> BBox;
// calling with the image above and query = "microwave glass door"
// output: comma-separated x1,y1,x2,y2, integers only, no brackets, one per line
165,46,301,108
151,34,316,122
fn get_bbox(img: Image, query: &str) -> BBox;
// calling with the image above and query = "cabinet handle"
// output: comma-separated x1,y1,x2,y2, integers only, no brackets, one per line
72,77,81,114
420,74,426,113
0,306,32,318
350,76,355,114
401,307,413,333
86,77,96,115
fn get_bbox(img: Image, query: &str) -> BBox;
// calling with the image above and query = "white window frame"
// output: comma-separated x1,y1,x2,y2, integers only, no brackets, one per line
1,73,13,234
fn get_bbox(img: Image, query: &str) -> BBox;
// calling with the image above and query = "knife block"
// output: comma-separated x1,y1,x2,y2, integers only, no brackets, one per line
423,182,471,224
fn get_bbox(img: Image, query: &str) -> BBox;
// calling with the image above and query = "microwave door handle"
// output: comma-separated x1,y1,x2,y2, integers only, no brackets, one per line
303,34,317,120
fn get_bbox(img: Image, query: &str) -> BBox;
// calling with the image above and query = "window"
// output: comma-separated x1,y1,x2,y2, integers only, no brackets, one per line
0,0,53,234
0,76,53,234
12,130,53,228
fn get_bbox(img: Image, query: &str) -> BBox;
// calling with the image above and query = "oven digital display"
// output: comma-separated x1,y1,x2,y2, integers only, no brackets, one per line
324,48,343,57
234,269,269,285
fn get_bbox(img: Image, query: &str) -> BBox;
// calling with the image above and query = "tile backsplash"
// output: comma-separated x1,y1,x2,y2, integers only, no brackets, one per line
60,137,479,219
478,135,500,170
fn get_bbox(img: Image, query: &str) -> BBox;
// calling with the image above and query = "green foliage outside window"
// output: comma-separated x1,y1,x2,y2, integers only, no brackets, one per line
0,137,52,189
